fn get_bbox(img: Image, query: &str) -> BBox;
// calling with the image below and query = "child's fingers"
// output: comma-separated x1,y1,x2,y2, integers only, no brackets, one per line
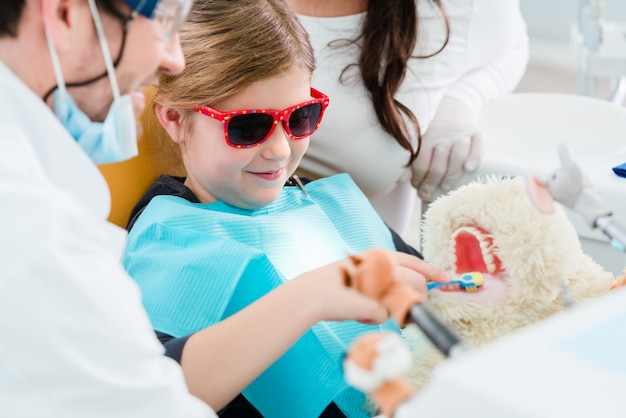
394,252,450,283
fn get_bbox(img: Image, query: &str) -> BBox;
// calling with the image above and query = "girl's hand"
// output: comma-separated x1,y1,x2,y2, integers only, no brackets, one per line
295,249,449,326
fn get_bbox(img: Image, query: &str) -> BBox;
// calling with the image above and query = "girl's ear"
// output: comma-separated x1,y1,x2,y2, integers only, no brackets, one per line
156,104,185,144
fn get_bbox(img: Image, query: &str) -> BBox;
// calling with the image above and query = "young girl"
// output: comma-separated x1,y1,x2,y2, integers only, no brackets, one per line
123,1,445,417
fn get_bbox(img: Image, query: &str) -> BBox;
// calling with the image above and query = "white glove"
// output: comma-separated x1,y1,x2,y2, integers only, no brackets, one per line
411,96,484,202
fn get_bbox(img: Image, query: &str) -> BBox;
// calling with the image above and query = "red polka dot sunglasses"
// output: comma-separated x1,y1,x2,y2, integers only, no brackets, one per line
193,88,330,149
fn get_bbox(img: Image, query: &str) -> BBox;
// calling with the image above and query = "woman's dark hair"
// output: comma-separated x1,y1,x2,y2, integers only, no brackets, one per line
1,0,125,37
342,0,449,165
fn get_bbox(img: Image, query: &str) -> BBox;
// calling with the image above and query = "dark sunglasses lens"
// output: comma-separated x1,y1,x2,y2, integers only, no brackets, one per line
289,103,322,138
228,113,274,146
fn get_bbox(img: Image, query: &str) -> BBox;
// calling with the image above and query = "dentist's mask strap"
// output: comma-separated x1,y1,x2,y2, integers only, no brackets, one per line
45,0,138,165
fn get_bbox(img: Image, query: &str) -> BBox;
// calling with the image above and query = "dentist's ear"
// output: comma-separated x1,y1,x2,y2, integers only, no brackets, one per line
155,104,186,145
41,0,81,51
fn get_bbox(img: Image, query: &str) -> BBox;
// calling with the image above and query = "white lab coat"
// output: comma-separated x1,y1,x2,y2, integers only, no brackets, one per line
0,61,215,417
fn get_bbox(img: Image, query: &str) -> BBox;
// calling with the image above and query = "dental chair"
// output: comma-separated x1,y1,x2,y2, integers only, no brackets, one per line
460,92,626,275
98,86,182,229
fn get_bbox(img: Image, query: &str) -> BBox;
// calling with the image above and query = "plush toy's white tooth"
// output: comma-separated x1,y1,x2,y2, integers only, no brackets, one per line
470,226,482,234
484,254,496,273
454,226,477,236
450,230,461,241
448,236,458,270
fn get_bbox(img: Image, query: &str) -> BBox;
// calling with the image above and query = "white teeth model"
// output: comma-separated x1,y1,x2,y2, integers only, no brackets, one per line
448,252,457,268
447,239,457,266
450,226,497,274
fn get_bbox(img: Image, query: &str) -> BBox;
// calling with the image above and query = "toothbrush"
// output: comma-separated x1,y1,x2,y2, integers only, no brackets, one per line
427,272,484,292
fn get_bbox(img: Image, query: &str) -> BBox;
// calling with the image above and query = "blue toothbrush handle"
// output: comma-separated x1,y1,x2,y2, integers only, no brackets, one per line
427,272,484,291
427,281,443,290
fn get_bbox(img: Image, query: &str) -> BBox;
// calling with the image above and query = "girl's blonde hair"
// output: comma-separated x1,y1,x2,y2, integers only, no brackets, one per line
151,0,316,173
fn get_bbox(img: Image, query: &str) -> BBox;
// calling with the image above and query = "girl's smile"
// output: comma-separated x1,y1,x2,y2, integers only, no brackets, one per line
158,67,316,210
247,168,286,182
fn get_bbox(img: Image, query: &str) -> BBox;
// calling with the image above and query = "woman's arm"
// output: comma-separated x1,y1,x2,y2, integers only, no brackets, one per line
442,0,530,110
411,0,530,201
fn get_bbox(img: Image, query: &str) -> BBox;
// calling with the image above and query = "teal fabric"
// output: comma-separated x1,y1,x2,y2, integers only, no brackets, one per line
123,174,398,418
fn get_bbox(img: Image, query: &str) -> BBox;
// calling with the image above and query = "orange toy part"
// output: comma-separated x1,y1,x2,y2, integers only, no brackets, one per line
345,333,416,417
346,249,423,327
611,269,626,290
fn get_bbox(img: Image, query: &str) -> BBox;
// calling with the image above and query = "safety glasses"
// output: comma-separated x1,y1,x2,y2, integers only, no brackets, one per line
151,0,192,42
128,0,192,42
194,88,330,149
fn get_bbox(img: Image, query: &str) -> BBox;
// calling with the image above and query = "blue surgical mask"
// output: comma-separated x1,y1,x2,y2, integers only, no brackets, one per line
44,0,139,165
52,89,137,165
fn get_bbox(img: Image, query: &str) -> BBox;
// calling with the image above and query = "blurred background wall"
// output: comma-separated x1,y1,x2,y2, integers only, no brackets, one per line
522,0,626,44
517,0,626,96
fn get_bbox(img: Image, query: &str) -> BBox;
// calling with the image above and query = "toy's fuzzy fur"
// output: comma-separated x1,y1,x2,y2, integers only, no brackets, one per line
403,176,615,390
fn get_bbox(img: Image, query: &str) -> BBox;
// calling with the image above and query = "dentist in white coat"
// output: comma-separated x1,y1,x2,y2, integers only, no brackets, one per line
0,0,215,416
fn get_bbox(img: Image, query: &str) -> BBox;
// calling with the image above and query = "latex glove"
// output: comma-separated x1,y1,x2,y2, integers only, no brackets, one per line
411,96,484,202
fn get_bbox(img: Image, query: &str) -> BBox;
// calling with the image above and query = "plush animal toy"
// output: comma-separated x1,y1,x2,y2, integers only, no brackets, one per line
401,174,616,391
342,175,619,416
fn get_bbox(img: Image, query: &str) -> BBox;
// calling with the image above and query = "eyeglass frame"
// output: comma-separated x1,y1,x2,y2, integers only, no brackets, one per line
130,0,192,42
193,88,330,149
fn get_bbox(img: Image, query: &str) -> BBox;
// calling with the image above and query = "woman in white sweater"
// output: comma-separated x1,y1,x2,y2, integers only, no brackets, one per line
288,0,529,235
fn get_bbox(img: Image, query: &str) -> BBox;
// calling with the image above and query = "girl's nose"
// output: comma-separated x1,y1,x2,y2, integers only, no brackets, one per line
260,123,291,161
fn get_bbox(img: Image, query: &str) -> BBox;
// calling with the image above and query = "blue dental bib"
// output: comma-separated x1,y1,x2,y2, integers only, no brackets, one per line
124,174,398,418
